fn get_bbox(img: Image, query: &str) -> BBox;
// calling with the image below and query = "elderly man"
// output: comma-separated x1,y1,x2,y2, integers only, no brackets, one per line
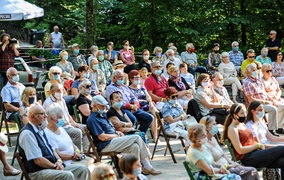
87,45,98,65
89,58,106,95
241,49,257,77
228,41,244,71
49,25,65,49
18,106,90,180
97,50,113,85
86,95,161,175
43,83,89,153
163,49,182,74
1,67,25,125
68,43,86,72
212,72,233,105
105,70,153,133
242,63,280,136
266,30,281,60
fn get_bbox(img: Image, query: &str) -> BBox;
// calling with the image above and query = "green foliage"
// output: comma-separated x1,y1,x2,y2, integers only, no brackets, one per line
27,49,59,65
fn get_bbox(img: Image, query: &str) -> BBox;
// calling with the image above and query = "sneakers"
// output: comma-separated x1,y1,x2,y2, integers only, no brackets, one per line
269,130,280,137
276,128,284,134
142,167,162,175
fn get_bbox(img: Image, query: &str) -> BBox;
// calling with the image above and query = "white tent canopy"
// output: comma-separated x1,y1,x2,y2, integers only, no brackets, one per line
0,0,44,21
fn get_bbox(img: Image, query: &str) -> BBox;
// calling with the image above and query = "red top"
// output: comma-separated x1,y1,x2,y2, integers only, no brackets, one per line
144,74,168,102
233,128,256,160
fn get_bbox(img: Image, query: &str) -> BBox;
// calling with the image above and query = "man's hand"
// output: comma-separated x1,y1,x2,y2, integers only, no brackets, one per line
117,131,125,137
71,123,79,128
54,162,64,170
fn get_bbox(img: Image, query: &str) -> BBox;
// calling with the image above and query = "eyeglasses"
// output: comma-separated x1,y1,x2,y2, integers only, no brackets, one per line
132,77,140,80
248,56,255,58
170,95,178,99
85,85,91,88
153,66,162,69
266,70,272,73
53,72,61,75
34,113,45,115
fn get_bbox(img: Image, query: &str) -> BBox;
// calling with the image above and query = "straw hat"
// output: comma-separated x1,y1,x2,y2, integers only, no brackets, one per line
113,60,126,68
0,132,8,153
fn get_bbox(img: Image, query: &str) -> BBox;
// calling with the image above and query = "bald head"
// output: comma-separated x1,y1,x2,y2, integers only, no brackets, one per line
28,106,46,126
54,26,59,33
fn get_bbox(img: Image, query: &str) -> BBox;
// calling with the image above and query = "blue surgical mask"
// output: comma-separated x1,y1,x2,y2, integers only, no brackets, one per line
261,52,267,57
233,46,239,52
154,69,162,75
169,99,177,105
97,108,104,115
210,125,219,135
133,80,140,86
63,55,68,60
57,119,65,127
117,79,124,85
74,49,80,54
93,64,99,70
113,101,123,109
251,71,258,78
53,74,59,80
98,55,104,61
12,75,19,83
156,53,162,57
83,73,89,78
133,167,142,177
257,110,265,119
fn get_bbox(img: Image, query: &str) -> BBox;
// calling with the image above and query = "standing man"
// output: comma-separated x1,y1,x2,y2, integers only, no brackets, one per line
49,26,65,49
30,40,45,88
0,33,19,88
266,30,281,60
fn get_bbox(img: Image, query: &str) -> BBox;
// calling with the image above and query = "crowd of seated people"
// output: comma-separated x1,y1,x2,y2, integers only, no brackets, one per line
3,33,284,179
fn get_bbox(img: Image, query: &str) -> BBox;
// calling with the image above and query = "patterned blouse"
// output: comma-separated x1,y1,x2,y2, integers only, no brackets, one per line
272,62,284,77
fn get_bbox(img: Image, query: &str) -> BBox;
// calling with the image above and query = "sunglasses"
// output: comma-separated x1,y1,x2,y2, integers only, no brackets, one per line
170,95,178,99
53,72,61,75
248,56,255,58
266,70,272,73
153,66,162,68
85,85,91,88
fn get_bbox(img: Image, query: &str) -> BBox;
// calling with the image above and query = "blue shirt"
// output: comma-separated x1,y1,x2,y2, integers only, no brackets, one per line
1,82,25,106
228,50,244,66
86,112,116,152
161,101,184,130
103,49,118,61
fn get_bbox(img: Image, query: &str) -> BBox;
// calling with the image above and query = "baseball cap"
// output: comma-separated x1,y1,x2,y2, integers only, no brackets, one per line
92,95,108,106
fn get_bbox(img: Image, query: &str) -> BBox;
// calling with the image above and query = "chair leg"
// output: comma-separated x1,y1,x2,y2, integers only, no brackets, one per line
180,138,187,154
151,129,161,160
11,140,18,165
111,156,123,178
0,112,4,133
164,137,177,163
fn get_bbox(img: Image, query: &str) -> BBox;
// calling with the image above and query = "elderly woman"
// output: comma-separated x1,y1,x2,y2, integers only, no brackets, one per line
89,58,106,95
119,40,136,74
256,47,272,64
167,66,193,109
87,45,98,65
119,154,147,180
76,79,92,124
223,103,284,179
44,66,63,98
194,73,230,124
218,52,242,103
272,51,284,85
104,41,118,64
200,116,259,179
186,124,240,179
128,70,158,141
161,87,191,150
19,87,42,126
56,50,75,78
152,46,163,65
92,163,117,180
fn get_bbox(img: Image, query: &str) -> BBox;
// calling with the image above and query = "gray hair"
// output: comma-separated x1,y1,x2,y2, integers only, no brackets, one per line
261,63,271,72
112,69,123,78
46,106,64,121
231,41,238,47
90,45,98,52
151,61,160,67
186,43,193,50
211,72,222,80
270,30,277,34
245,63,257,74
246,49,255,54
166,49,174,55
261,47,268,52
78,79,91,93
48,66,62,79
98,50,104,54
221,52,229,58
6,67,17,76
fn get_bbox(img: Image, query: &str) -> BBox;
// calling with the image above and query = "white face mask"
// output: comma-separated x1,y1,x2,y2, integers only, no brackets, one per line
133,80,140,85
251,71,258,78
216,80,224,87
143,55,149,60
54,92,63,100
202,82,209,88
200,137,208,144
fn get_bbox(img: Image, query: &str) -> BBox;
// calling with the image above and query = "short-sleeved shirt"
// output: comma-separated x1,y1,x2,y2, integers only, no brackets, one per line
255,56,272,64
194,86,214,116
240,59,256,71
1,82,25,107
138,61,151,72
181,51,197,65
56,61,74,74
163,58,182,73
144,74,168,101
86,112,116,151
51,32,62,48
77,94,92,124
218,62,237,78
106,107,128,123
245,120,268,144
228,50,244,67
45,127,74,165
161,101,184,130
213,86,231,105
242,77,269,101
186,145,214,173
266,38,281,59
204,137,227,165
104,49,118,63
119,50,134,65
180,72,195,88
272,62,284,76
68,54,86,72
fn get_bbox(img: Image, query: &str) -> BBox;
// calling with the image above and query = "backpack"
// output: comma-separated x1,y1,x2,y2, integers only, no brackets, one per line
186,99,202,122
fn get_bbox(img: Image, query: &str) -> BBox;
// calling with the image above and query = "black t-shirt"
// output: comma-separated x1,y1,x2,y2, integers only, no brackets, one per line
106,107,128,123
76,93,92,124
138,60,151,72
266,38,281,60
168,77,190,91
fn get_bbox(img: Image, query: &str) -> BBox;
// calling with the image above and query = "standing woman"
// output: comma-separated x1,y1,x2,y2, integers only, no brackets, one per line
56,50,75,79
119,40,136,74
272,51,284,85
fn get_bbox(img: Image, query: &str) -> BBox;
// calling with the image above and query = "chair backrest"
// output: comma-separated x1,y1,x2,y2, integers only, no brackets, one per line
73,105,81,124
15,152,30,180
186,99,202,122
183,161,196,180
155,112,167,137
84,126,101,161
224,139,237,162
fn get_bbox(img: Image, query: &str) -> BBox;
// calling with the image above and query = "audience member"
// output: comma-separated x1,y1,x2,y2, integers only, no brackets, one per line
138,49,151,72
104,42,118,64
56,50,75,79
163,49,182,75
77,79,92,124
256,47,271,64
207,43,221,72
86,95,161,175
18,105,90,180
49,25,65,49
241,49,256,77
266,30,281,60
119,40,136,74
30,40,45,87
179,63,195,89
68,43,86,72
139,67,148,87
169,46,182,61
162,62,174,79
152,46,163,66
92,163,117,180
89,58,106,95
228,41,244,71
272,51,284,85
87,45,98,65
97,50,113,85
212,72,234,105
112,60,129,86
48,41,60,56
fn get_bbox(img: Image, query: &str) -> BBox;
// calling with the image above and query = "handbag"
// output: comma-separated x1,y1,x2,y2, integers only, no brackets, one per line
169,121,185,139
210,108,228,115
182,115,198,130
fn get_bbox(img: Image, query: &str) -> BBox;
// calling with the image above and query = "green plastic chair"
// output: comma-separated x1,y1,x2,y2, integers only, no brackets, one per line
224,139,237,162
72,105,81,124
183,161,196,180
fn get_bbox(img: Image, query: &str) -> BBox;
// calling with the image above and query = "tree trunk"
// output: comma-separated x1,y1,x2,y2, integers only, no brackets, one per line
86,0,94,48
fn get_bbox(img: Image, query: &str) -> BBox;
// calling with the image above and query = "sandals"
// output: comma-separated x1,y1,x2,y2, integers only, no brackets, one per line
3,168,21,176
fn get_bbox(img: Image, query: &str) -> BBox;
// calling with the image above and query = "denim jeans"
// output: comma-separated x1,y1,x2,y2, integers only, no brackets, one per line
187,66,207,76
241,146,284,178
125,109,153,133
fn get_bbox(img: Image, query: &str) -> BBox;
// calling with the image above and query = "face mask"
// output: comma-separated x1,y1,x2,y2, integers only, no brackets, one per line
257,111,265,119
93,64,99,70
57,119,65,127
117,79,124,86
74,49,80,54
202,82,209,88
251,71,258,78
29,96,35,104
83,73,89,78
124,45,129,49
154,69,162,75
85,89,91,95
213,50,219,53
133,80,140,86
200,137,208,144
237,116,246,123
133,167,142,177
143,55,149,60
216,80,224,87
63,55,68,60
40,120,48,130
261,52,267,57
98,55,104,61
156,53,162,58
210,125,219,135
113,101,123,109
12,75,19,83
169,56,174,61
233,46,239,52
189,48,195,53
96,105,105,115
54,92,63,100
169,99,177,105
117,68,123,72
53,74,60,80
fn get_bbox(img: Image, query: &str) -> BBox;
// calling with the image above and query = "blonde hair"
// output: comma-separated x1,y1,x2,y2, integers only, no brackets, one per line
48,66,62,79
168,66,178,74
261,63,271,72
199,116,216,127
153,46,162,54
21,87,36,106
188,124,205,143
59,50,68,59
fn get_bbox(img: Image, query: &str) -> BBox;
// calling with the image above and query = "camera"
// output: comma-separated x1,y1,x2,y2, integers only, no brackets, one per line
76,154,86,161
8,39,17,45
